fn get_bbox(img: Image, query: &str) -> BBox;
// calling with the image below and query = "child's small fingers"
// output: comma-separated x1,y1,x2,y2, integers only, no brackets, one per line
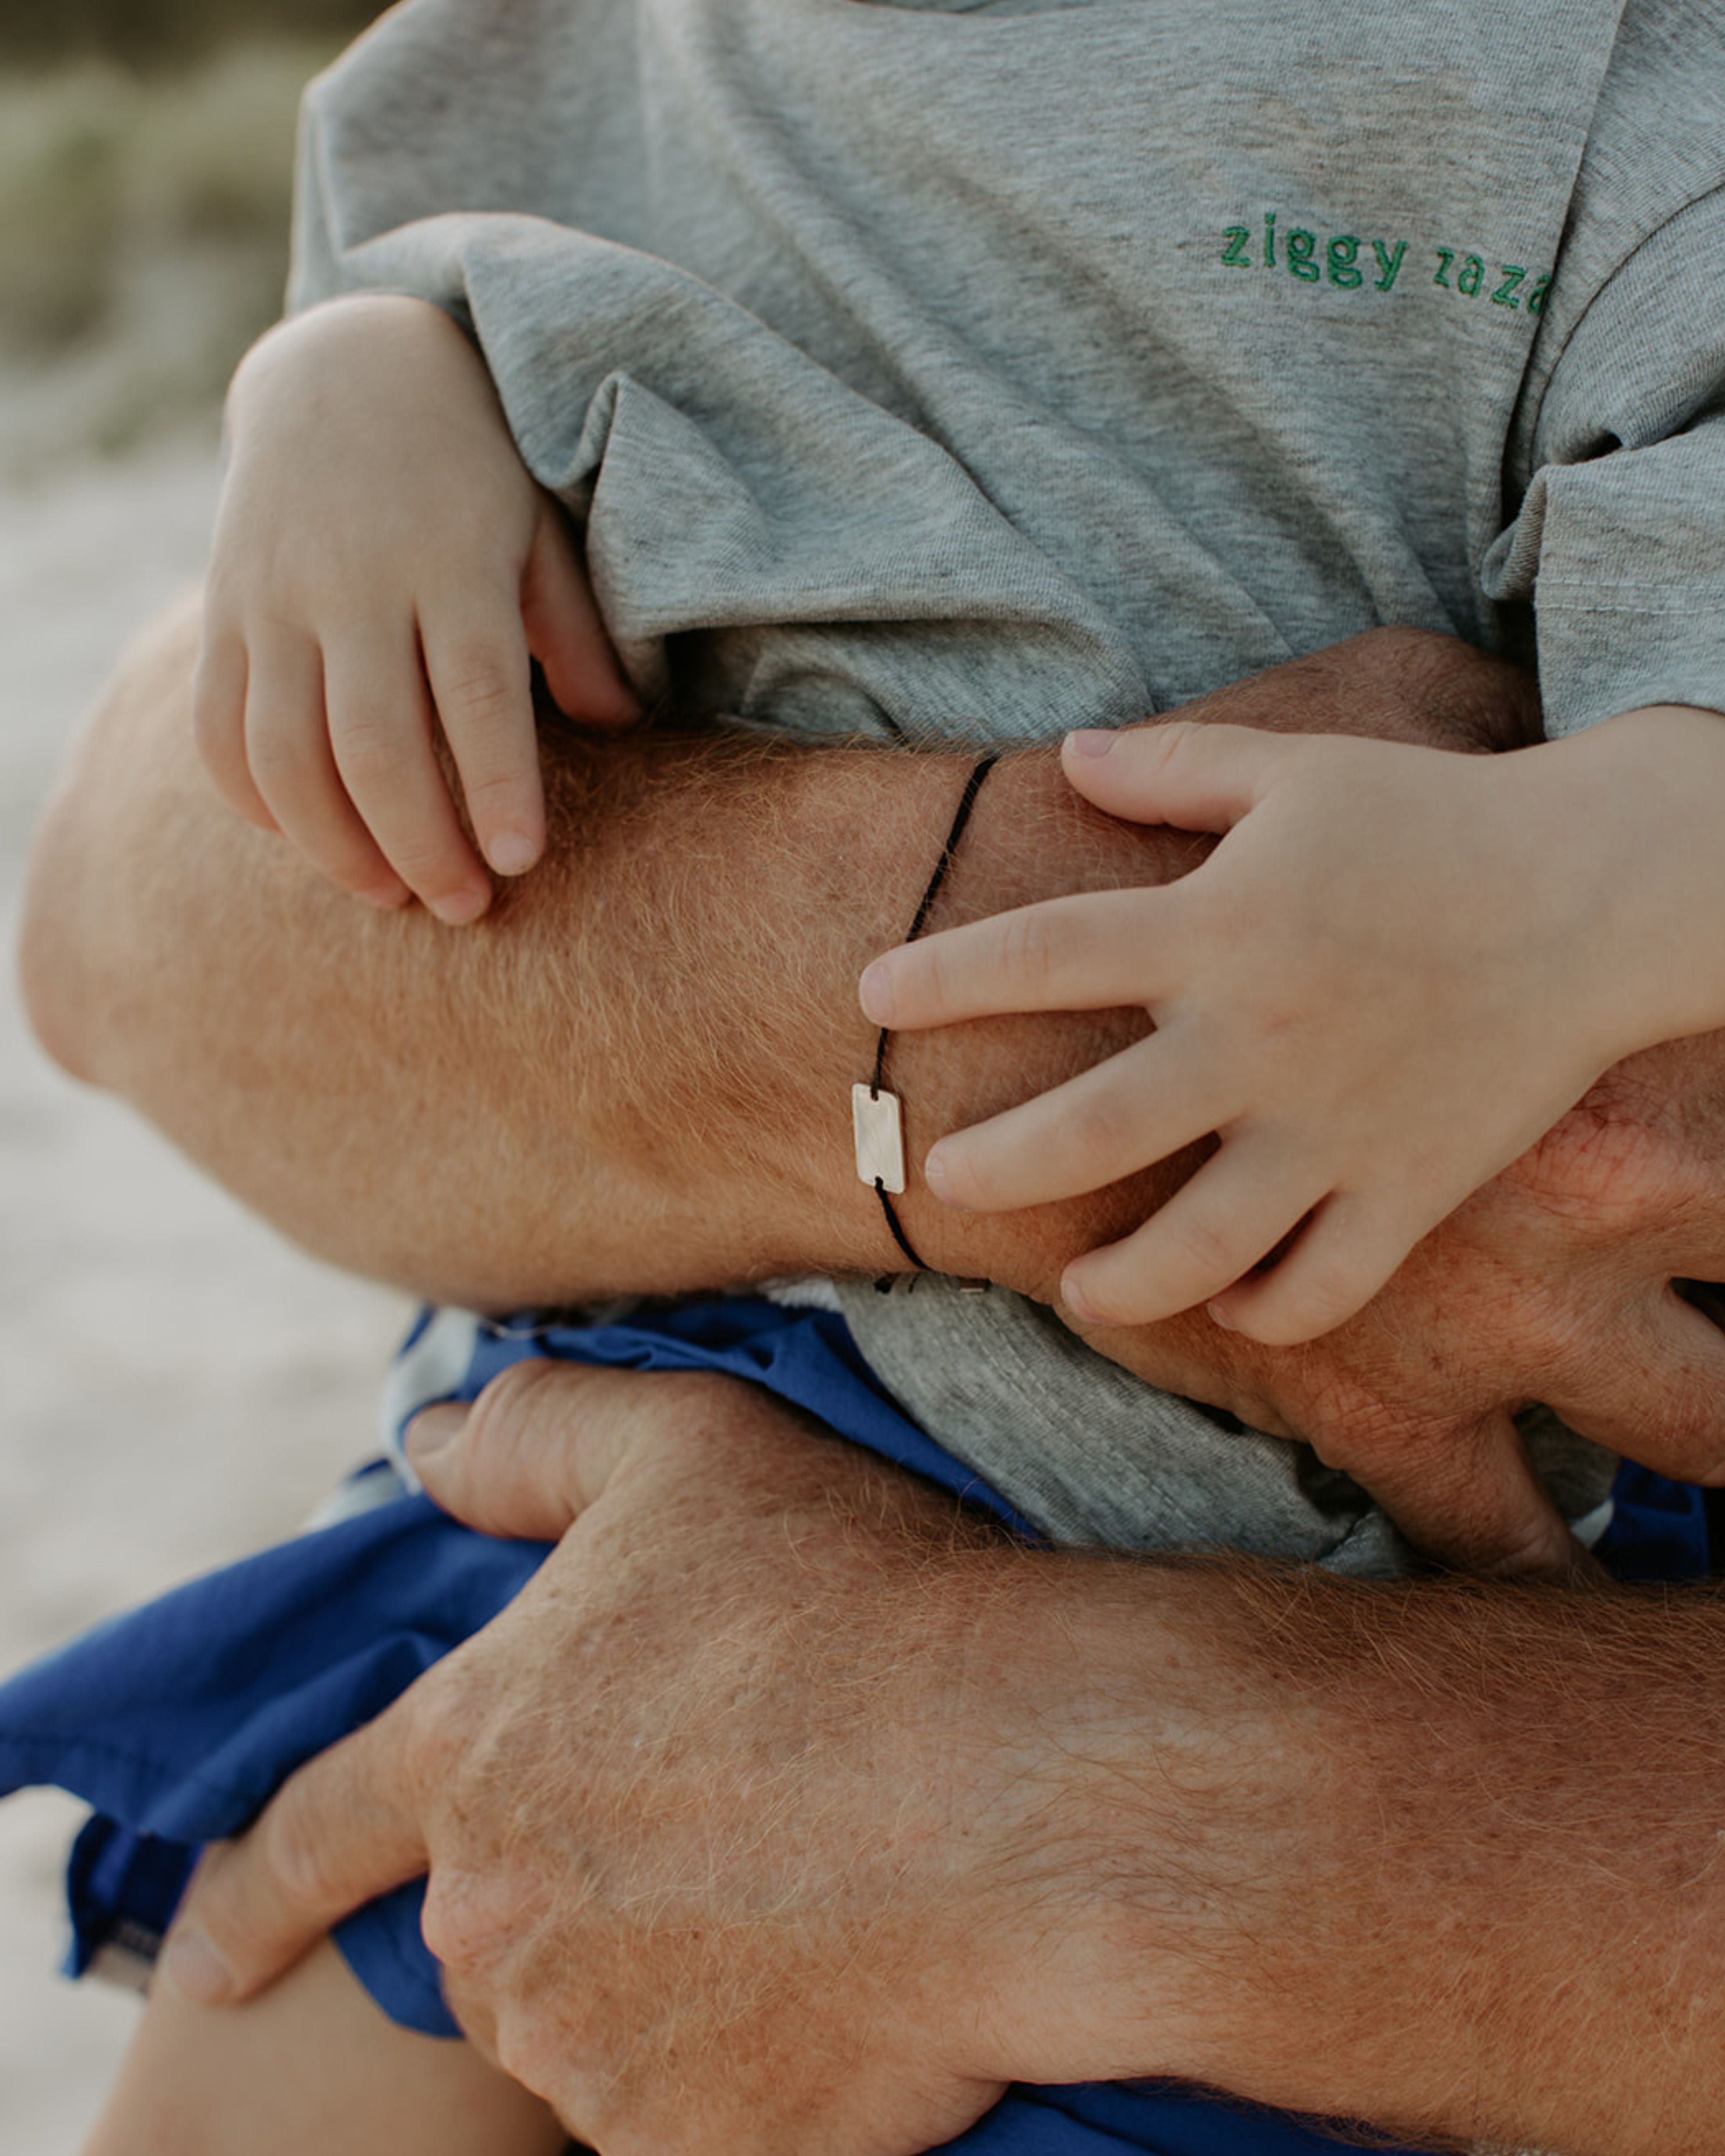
323,633,494,924
860,888,1184,1031
1060,1141,1325,1329
1060,719,1296,830
523,498,639,727
924,1029,1233,1213
419,605,545,878
1207,1189,1420,1346
242,637,409,906
191,627,276,829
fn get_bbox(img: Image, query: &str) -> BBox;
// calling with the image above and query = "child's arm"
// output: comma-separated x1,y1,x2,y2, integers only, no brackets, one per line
197,294,639,927
860,706,1725,1345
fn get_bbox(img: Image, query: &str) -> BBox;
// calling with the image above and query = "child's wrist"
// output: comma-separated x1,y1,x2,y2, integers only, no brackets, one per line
226,294,465,433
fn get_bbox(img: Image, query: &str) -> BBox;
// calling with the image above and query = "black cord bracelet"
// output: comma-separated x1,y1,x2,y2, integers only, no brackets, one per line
854,753,999,1273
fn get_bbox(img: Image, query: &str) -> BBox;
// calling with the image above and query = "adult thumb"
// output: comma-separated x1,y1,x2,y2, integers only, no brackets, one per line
404,1358,640,1539
1322,1404,1599,1583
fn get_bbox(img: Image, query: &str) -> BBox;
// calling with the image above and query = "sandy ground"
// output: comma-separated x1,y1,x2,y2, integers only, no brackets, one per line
0,436,410,2151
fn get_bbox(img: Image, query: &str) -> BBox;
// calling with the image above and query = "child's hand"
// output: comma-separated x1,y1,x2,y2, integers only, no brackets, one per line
195,295,639,925
860,723,1653,1346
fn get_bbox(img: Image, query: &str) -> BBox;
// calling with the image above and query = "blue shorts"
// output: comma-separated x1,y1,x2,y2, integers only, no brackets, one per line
0,1297,1704,2155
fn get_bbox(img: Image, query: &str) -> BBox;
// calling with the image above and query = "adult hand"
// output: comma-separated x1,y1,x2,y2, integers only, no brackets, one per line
156,1361,1259,2153
153,1355,1725,2156
1122,623,1542,758
1079,1031,1725,1575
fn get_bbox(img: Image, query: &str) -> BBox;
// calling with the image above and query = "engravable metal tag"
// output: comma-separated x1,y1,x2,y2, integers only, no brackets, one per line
852,1084,906,1194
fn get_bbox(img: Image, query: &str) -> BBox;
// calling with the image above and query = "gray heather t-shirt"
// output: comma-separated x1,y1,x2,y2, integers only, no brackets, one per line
288,0,1725,1568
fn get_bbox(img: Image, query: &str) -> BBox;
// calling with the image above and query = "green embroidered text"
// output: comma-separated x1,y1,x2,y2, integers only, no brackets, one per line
1220,211,1549,317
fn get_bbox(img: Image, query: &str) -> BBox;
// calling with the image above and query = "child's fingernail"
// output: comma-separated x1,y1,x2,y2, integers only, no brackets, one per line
486,830,538,876
432,887,490,927
1062,1277,1104,1325
1065,729,1116,759
161,1928,236,2007
404,1402,467,1466
1207,1300,1238,1332
923,1149,962,1208
858,960,897,1025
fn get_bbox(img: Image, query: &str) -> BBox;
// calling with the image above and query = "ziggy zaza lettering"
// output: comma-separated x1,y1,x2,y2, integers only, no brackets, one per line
1218,212,1551,314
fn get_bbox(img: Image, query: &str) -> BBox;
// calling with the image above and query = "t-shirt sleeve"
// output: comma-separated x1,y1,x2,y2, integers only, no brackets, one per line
1480,187,1725,736
278,14,1148,744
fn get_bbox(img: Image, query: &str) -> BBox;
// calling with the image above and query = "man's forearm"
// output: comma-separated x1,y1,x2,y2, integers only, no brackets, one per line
44,598,1725,1558
18,594,1184,1308
1004,1554,1725,2154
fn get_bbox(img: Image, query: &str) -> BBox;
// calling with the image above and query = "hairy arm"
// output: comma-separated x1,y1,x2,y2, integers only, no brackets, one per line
22,599,1725,1566
20,592,1172,1305
168,1361,1725,2156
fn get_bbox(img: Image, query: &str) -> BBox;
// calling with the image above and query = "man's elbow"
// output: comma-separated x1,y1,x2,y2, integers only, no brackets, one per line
17,761,106,1085
15,592,206,1091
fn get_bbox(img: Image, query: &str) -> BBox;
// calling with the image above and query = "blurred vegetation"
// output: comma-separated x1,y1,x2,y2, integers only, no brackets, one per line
0,24,373,466
0,0,376,70
0,49,303,353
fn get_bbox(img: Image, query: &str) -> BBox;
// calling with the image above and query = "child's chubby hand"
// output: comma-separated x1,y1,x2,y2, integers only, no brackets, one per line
861,718,1701,1347
195,293,639,925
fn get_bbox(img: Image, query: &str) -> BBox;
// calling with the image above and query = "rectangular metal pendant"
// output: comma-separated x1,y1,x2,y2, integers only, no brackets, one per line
852,1084,906,1194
